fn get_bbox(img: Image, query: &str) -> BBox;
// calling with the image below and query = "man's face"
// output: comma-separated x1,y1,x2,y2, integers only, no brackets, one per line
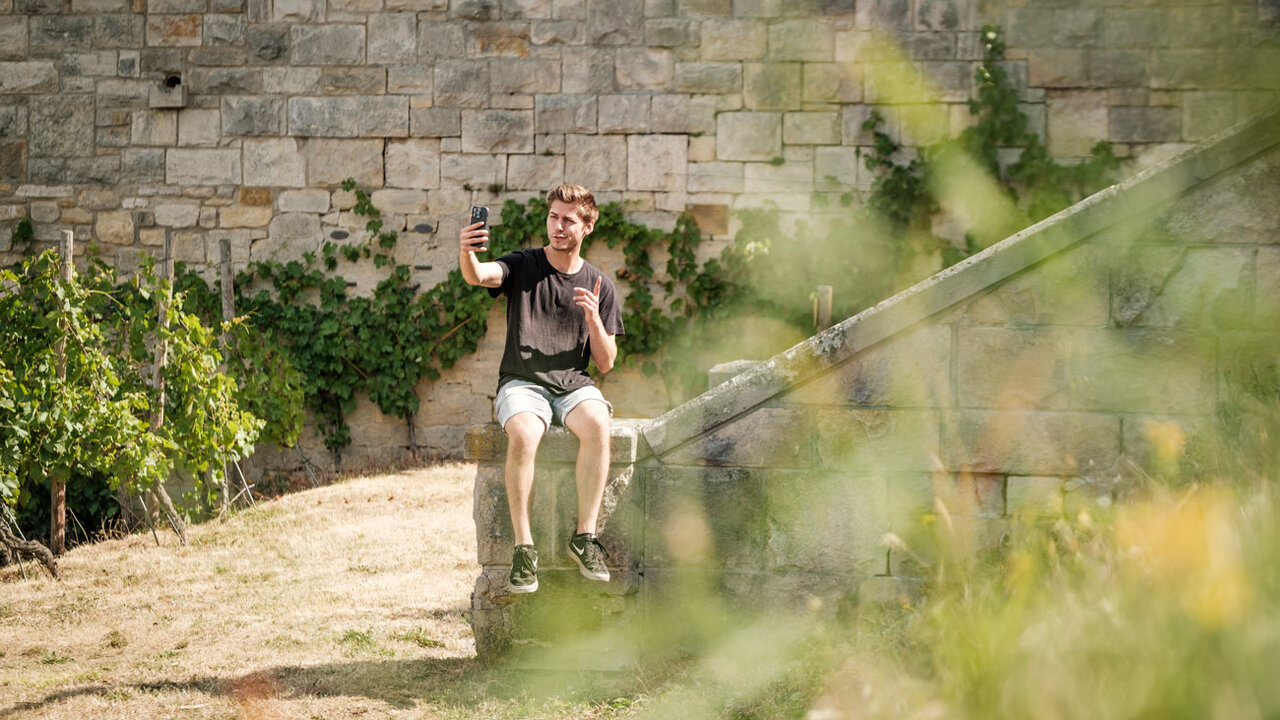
546,200,593,254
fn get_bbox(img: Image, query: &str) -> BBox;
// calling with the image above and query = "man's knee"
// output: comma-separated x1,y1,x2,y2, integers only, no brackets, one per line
505,413,545,454
567,400,611,445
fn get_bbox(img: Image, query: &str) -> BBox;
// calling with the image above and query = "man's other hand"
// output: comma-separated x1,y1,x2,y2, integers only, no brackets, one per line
460,221,489,253
574,276,603,322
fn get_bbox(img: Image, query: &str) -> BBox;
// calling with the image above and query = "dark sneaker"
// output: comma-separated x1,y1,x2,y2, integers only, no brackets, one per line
509,544,539,594
568,532,611,582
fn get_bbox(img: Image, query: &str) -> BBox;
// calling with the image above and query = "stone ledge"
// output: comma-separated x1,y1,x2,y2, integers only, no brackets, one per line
464,418,651,464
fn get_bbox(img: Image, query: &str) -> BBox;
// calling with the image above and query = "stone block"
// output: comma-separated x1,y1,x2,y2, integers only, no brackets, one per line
417,22,466,61
1088,50,1148,89
434,60,490,108
646,18,698,46
278,189,330,213
240,188,273,207
411,108,462,137
263,68,321,94
674,62,741,94
247,24,290,65
94,15,145,49
461,110,534,154
291,25,365,66
786,324,951,408
95,210,135,246
468,22,532,58
129,110,177,147
1148,49,1217,90
645,466,765,569
688,161,742,193
1258,248,1280,328
177,109,220,147
1047,90,1108,158
440,153,505,188
597,95,650,134
744,159,811,193
306,139,384,187
27,16,89,51
222,96,284,136
744,63,801,110
944,410,1119,476
145,14,201,47
507,154,564,190
565,134,627,190
489,58,560,95
121,148,165,184
803,63,862,104
0,141,23,183
650,95,714,134
154,201,200,228
171,232,207,264
1028,48,1086,89
586,0,643,45
1102,8,1168,48
716,112,782,162
857,0,909,30
1006,476,1063,517
388,66,433,95
370,189,428,214
322,68,387,95
959,245,1109,327
700,19,766,61
0,106,25,138
386,139,441,190
1112,246,1253,329
1110,106,1181,144
288,97,408,138
221,206,274,228
1181,92,1236,143
813,409,941,474
167,148,242,185
187,68,263,95
685,203,728,235
535,95,597,134
561,47,615,94
204,15,245,47
627,134,686,192
0,19,27,61
768,20,834,62
29,95,94,158
813,145,859,189
531,19,583,45
256,212,322,263
662,407,813,467
764,470,889,575
368,13,418,65
243,138,306,187
615,48,674,91
783,112,840,145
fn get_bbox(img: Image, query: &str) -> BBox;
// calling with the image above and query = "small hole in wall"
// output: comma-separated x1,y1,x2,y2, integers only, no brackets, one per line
330,229,350,240
164,75,182,89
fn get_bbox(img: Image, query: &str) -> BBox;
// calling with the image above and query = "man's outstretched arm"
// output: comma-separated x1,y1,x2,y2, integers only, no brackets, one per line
575,276,618,374
459,221,504,287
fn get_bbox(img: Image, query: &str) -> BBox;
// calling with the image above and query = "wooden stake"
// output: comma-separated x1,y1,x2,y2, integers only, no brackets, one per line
149,231,188,545
219,236,235,513
51,229,73,557
815,285,833,331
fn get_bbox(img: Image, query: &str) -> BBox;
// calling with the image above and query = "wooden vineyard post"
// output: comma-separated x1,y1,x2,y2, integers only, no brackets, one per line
50,230,73,556
149,231,188,544
219,236,235,513
814,285,833,332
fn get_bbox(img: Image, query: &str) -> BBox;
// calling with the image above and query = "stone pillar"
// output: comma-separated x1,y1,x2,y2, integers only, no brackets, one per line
466,419,648,664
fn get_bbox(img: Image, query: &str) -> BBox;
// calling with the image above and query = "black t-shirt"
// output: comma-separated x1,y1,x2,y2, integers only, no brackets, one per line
489,247,625,394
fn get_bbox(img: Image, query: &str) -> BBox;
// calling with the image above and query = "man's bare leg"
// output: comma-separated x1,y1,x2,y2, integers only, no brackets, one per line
504,412,545,546
564,400,611,534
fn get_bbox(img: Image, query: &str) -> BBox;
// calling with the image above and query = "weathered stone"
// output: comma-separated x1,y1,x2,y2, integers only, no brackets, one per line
288,97,408,137
645,467,765,569
0,18,28,61
469,22,531,58
535,94,597,134
257,212,322,263
803,63,862,104
783,112,840,145
128,110,176,147
30,95,94,157
306,139,384,187
247,24,290,65
700,19,766,60
1088,50,1148,88
1181,91,1237,142
857,0,909,30
370,189,428,214
187,68,263,95
960,245,1109,327
386,139,441,190
0,141,23,182
565,134,626,190
764,470,888,575
916,0,969,31
434,60,490,108
368,13,418,65
743,63,801,110
411,108,462,137
716,112,781,162
674,62,741,94
597,95,650,133
320,67,387,95
664,408,812,467
1112,246,1253,329
220,96,283,136
262,68,320,94
278,189,330,213
650,95,714,134
166,148,242,185
627,134,686,192
1103,8,1168,48
490,58,561,94
204,15,246,47
417,21,466,60
0,106,25,138
787,325,951,408
1006,476,1063,517
1047,90,1108,157
531,19,583,45
153,201,201,228
31,16,93,50
95,210,135,246
506,154,564,190
30,202,59,224
121,148,165,184
94,15,145,49
645,18,697,47
177,108,219,147
1110,106,1180,143
945,410,1120,476
221,206,274,228
561,47,614,94
461,109,534,154
439,152,505,188
240,188,273,207
686,203,728,235
388,65,433,95
586,0,643,45
145,14,201,47
291,25,365,66
688,161,743,193
243,138,306,187
767,20,834,62
615,47,674,90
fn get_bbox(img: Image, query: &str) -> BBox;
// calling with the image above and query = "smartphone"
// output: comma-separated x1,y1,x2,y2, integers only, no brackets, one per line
470,205,489,229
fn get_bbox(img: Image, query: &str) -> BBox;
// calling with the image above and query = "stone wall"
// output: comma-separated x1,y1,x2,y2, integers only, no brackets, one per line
466,111,1280,661
1,0,1277,468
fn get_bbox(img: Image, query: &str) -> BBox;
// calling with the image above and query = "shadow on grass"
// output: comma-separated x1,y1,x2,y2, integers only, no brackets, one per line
0,653,648,718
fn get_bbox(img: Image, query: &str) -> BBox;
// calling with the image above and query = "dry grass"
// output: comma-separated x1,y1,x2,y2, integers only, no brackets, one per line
0,463,642,720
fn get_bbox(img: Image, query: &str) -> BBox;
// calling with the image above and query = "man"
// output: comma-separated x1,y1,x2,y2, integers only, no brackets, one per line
458,184,625,594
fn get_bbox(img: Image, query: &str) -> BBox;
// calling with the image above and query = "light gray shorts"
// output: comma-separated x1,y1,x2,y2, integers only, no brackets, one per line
495,378,613,431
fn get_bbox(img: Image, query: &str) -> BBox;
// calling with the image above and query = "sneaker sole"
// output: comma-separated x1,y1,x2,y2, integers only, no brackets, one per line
569,552,611,582
509,579,538,594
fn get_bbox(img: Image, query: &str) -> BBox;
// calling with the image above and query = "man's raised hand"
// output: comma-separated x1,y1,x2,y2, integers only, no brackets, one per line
574,276,603,322
460,220,489,253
